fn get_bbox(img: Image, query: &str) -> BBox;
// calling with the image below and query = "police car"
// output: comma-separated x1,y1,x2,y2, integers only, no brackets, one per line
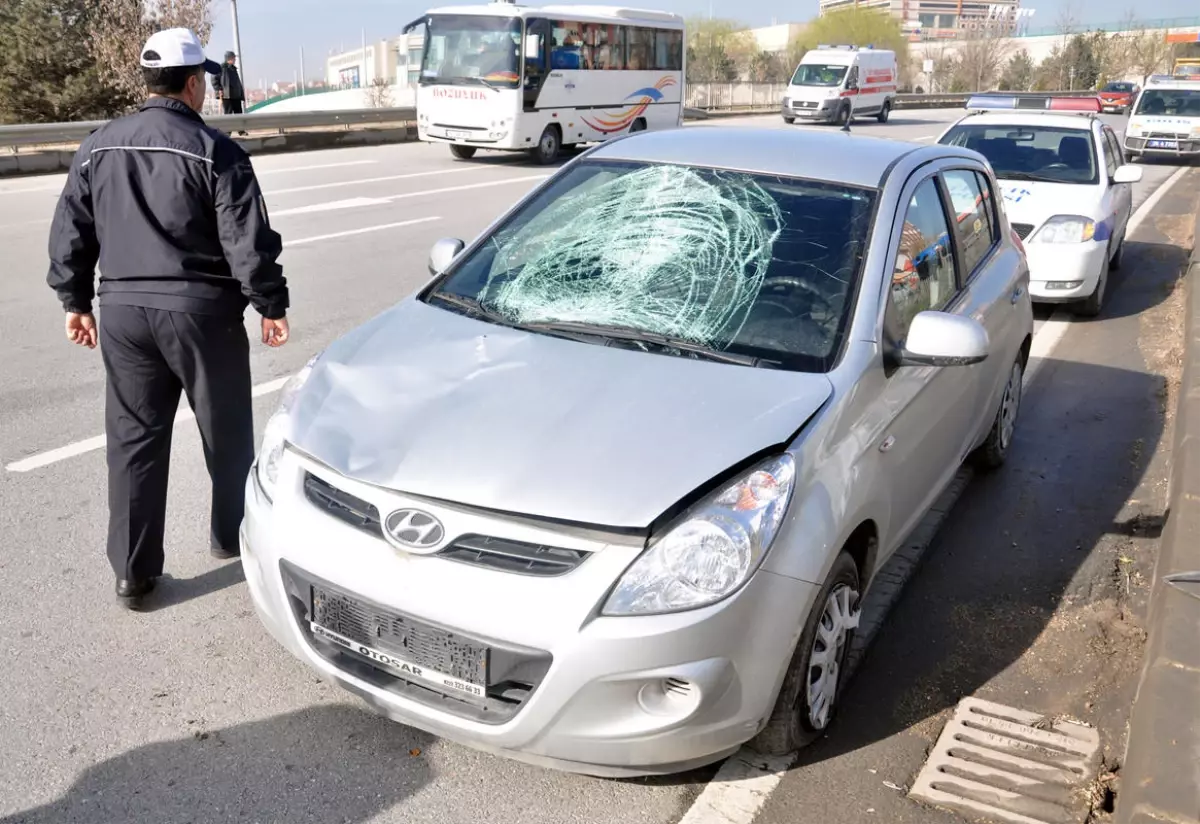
938,95,1142,316
1123,74,1200,161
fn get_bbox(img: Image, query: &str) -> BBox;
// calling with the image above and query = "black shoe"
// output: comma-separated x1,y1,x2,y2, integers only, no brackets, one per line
116,577,157,610
211,545,241,560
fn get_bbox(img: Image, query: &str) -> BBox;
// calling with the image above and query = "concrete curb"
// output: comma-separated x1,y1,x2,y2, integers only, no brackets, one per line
1116,173,1200,824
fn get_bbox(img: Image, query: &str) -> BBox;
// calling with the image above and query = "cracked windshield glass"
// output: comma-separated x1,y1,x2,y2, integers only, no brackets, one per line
428,161,877,371
420,15,523,87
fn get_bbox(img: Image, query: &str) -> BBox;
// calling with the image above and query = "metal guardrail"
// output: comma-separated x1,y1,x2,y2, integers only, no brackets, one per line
0,91,1105,151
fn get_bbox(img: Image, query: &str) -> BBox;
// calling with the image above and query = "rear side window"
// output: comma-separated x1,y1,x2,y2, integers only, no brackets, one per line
942,169,996,276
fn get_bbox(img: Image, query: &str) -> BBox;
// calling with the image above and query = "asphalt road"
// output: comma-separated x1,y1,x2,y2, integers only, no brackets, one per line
0,110,1192,824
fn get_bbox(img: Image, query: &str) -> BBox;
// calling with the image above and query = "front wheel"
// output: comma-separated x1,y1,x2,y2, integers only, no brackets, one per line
531,126,561,165
1073,255,1109,318
876,100,891,123
835,104,851,127
449,144,477,160
783,116,796,124
971,355,1024,470
751,552,861,755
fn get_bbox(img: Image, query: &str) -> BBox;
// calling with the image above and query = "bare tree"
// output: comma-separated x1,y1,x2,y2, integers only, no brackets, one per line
1122,18,1172,83
364,77,394,108
954,29,1014,92
88,0,214,110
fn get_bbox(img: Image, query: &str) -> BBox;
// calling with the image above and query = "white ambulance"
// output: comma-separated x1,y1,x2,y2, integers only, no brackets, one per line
781,45,898,127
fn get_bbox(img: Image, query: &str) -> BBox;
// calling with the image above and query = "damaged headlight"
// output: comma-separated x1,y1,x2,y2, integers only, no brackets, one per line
603,454,796,616
255,354,320,502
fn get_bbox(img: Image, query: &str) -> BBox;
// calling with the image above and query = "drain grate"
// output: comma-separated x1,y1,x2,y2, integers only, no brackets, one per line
910,697,1102,824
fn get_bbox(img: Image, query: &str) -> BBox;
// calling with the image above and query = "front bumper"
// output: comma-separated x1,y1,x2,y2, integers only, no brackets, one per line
1100,100,1130,113
781,100,837,122
418,124,509,148
241,454,819,776
1124,135,1200,157
1024,240,1109,302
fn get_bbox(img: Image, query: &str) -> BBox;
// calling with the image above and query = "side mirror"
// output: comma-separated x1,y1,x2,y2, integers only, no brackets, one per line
428,237,465,275
900,312,989,367
1112,164,1143,184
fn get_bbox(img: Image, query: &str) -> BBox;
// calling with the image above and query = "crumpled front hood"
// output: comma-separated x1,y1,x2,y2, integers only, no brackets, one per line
287,299,833,529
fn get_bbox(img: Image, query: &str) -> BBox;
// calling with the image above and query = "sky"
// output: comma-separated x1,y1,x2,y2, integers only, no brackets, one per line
205,0,1198,89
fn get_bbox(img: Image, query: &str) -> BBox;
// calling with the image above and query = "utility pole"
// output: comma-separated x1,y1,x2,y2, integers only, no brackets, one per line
230,0,244,83
299,45,306,94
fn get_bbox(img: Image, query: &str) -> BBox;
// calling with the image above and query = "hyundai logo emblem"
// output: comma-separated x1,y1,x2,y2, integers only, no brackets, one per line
383,508,445,552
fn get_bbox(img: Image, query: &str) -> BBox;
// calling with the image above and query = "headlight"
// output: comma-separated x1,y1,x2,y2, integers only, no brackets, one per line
603,454,796,616
1030,215,1096,244
255,354,320,501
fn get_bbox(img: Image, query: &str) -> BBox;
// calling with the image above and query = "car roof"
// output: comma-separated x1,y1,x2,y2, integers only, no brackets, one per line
588,126,940,188
947,112,1100,132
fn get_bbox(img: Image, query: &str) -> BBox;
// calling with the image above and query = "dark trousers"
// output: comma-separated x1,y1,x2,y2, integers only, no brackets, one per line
99,305,254,580
222,98,244,115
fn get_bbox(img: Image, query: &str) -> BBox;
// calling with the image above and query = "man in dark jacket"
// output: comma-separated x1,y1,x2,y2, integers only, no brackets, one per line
218,51,245,114
47,27,291,610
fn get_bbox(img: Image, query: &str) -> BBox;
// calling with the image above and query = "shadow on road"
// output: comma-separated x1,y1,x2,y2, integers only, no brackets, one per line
1100,240,1191,322
1,706,435,824
140,561,247,612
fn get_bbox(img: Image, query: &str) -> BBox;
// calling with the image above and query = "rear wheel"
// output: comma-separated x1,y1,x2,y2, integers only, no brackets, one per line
876,100,891,123
531,125,561,165
751,552,861,755
971,355,1024,470
449,144,477,160
629,118,647,133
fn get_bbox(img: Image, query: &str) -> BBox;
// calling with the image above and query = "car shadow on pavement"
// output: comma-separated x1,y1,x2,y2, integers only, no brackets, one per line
791,352,1166,773
0,706,436,824
138,561,247,612
1096,240,1191,322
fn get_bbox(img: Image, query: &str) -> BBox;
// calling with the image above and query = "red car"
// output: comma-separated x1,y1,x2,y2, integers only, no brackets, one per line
1099,81,1138,114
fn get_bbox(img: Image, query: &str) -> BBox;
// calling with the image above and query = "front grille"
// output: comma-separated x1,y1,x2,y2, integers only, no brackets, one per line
431,122,486,131
1145,131,1187,140
304,473,382,537
1011,222,1034,239
280,561,551,724
304,473,590,576
439,535,589,577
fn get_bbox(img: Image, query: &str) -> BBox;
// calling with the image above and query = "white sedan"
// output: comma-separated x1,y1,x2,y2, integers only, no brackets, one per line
938,95,1142,316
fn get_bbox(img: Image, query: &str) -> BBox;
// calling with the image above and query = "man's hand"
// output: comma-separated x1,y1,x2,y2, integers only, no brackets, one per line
65,312,97,349
262,316,289,347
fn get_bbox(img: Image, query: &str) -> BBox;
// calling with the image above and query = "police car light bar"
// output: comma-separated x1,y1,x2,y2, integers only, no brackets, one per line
965,94,1102,112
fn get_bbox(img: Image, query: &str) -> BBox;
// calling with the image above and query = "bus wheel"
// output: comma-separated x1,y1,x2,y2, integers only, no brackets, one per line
629,118,647,133
532,126,561,165
449,145,477,160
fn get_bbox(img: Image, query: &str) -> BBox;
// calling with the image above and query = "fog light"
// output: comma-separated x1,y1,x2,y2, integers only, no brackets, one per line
1045,280,1084,290
636,677,700,717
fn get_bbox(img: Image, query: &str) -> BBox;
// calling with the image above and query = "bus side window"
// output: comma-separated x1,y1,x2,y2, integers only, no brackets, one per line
605,26,625,70
523,18,549,111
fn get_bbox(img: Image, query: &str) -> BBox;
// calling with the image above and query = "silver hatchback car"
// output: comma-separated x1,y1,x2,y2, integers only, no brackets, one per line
241,126,1033,776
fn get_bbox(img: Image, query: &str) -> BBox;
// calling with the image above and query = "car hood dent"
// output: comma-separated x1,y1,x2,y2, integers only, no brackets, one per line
288,299,833,528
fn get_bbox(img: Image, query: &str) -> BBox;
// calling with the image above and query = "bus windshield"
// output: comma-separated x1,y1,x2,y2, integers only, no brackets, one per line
1135,88,1200,116
421,14,523,88
791,64,848,87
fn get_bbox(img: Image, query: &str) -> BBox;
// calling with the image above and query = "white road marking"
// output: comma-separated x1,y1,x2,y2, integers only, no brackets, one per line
1126,166,1188,234
272,175,549,217
256,160,378,175
284,215,441,246
0,183,64,196
269,166,481,196
5,377,292,473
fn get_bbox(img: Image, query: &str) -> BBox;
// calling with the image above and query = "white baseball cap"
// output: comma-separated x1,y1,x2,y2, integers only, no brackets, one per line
140,28,221,73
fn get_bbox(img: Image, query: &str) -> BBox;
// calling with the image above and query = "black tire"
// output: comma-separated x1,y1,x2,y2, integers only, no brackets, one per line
836,103,851,127
971,354,1024,470
531,125,561,165
629,118,647,133
449,144,477,160
1110,235,1125,271
876,100,891,123
783,116,796,124
750,552,861,756
1073,254,1109,318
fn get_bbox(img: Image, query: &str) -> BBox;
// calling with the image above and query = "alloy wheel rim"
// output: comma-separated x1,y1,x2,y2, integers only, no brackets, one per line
805,583,861,730
999,362,1022,450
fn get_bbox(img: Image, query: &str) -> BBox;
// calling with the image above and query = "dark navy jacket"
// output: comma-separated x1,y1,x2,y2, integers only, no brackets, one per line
48,97,288,319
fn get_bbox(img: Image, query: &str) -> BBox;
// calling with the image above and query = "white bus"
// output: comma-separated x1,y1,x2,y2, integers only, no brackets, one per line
403,1,685,164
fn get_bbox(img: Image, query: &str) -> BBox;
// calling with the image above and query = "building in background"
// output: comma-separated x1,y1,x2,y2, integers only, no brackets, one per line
325,37,406,88
744,22,807,53
819,0,1030,41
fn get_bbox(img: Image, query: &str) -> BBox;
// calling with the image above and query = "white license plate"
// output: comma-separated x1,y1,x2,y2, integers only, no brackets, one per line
310,622,486,700
445,130,471,140
796,109,814,116
1147,140,1178,149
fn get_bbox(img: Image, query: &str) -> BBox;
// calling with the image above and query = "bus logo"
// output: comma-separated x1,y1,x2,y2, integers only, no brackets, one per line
581,76,677,134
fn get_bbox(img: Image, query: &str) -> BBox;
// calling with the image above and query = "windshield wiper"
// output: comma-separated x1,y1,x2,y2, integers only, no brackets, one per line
514,320,764,366
1001,172,1075,183
467,76,502,91
427,292,506,322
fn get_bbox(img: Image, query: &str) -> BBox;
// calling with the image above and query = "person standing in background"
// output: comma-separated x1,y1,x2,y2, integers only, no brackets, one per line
46,28,290,610
218,51,245,114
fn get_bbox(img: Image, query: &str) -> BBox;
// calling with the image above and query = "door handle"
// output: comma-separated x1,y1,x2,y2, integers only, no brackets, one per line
1011,286,1025,304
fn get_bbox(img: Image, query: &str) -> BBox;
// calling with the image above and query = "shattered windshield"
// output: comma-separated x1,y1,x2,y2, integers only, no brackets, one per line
420,14,522,87
791,64,848,87
427,161,877,372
